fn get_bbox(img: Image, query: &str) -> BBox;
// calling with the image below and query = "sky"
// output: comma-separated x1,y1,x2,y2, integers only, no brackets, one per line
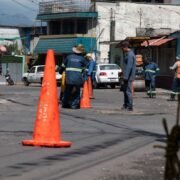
0,0,40,27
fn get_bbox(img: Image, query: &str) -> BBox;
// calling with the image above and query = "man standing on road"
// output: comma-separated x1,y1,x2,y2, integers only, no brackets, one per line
143,57,160,98
86,53,96,82
169,55,180,101
85,53,96,87
59,44,86,109
120,40,136,111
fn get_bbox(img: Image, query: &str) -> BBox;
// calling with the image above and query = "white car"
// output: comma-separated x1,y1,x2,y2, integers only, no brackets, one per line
23,65,62,86
95,63,122,88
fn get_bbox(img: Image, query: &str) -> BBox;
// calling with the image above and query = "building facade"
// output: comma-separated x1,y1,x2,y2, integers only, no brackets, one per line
35,0,97,66
35,0,180,88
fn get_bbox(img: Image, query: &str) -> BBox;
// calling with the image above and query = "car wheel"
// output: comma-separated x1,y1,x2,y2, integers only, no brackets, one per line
110,84,115,89
93,81,99,89
40,78,43,85
24,78,30,86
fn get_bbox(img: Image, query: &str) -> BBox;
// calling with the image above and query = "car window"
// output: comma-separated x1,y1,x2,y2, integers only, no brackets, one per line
37,66,44,72
30,67,35,73
99,64,120,70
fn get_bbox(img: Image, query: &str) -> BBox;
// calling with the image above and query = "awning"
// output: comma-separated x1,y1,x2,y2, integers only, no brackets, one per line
141,37,174,47
34,36,97,54
116,37,150,48
37,12,98,21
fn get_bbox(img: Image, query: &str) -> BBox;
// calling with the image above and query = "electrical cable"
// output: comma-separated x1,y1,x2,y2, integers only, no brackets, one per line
11,0,38,12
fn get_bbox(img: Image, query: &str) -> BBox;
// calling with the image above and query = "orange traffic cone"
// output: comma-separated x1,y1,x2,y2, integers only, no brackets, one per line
88,76,94,99
22,50,72,147
80,80,91,108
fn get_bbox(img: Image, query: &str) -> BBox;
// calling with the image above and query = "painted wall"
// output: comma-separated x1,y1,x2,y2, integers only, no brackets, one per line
96,2,180,62
170,0,180,4
0,27,23,51
30,37,39,54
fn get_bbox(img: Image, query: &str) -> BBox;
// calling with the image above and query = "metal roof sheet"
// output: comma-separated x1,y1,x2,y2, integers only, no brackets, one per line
141,37,174,47
34,37,96,54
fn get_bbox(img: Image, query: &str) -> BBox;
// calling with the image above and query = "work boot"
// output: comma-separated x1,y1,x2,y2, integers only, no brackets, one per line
121,105,127,110
127,107,133,111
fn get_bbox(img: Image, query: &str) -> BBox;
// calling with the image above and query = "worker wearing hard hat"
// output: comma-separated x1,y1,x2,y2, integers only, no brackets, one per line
59,44,86,109
169,55,180,101
85,53,96,84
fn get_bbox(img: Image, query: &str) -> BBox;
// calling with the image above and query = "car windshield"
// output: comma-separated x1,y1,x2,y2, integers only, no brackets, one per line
99,64,120,70
37,66,44,72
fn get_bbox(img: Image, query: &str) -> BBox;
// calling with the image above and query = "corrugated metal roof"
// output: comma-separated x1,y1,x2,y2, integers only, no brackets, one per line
34,37,96,54
141,37,174,46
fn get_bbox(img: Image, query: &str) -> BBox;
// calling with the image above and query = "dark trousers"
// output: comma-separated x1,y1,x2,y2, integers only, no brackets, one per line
123,80,133,109
171,78,180,99
145,78,156,94
62,84,81,108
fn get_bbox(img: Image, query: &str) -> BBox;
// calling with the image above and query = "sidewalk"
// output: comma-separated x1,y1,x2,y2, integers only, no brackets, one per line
156,88,171,95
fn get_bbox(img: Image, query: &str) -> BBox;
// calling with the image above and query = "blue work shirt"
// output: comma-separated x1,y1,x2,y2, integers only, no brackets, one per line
85,59,96,80
143,62,160,81
60,53,86,86
123,50,136,81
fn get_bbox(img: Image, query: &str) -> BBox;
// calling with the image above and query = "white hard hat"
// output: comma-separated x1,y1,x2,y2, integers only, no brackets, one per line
85,53,92,57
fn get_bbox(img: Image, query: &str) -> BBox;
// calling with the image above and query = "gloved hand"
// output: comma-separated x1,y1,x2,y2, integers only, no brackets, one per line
123,79,128,84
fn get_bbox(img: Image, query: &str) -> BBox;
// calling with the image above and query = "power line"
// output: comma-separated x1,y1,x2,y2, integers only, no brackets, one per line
11,0,38,12
26,0,39,5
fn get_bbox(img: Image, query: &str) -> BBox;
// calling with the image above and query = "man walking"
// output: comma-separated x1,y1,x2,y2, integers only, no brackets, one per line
120,40,136,111
143,57,160,98
169,55,180,101
59,44,86,109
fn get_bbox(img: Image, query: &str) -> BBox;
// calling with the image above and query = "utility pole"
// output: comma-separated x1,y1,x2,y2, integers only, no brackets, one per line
109,8,115,63
138,8,142,28
110,8,115,42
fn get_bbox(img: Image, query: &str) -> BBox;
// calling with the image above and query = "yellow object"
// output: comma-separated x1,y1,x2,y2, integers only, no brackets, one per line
61,72,66,92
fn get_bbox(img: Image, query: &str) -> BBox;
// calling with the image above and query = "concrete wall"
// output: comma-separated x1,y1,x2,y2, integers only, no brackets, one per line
96,2,180,62
30,37,39,54
170,0,180,4
0,27,23,50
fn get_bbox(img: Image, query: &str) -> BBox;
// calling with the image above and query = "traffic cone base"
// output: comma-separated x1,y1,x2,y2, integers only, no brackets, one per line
80,103,91,109
22,140,71,147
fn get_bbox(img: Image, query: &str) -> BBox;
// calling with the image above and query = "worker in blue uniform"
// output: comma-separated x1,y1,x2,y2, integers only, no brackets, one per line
120,40,136,111
59,44,86,109
143,58,160,97
85,53,96,98
85,53,96,84
168,55,180,101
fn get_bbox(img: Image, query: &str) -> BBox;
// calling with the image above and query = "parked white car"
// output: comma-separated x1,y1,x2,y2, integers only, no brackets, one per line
95,63,122,88
22,65,62,86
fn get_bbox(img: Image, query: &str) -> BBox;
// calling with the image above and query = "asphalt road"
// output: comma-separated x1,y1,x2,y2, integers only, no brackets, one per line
0,85,177,180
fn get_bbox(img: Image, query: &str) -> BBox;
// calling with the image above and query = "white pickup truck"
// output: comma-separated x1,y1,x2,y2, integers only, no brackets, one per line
22,65,62,86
